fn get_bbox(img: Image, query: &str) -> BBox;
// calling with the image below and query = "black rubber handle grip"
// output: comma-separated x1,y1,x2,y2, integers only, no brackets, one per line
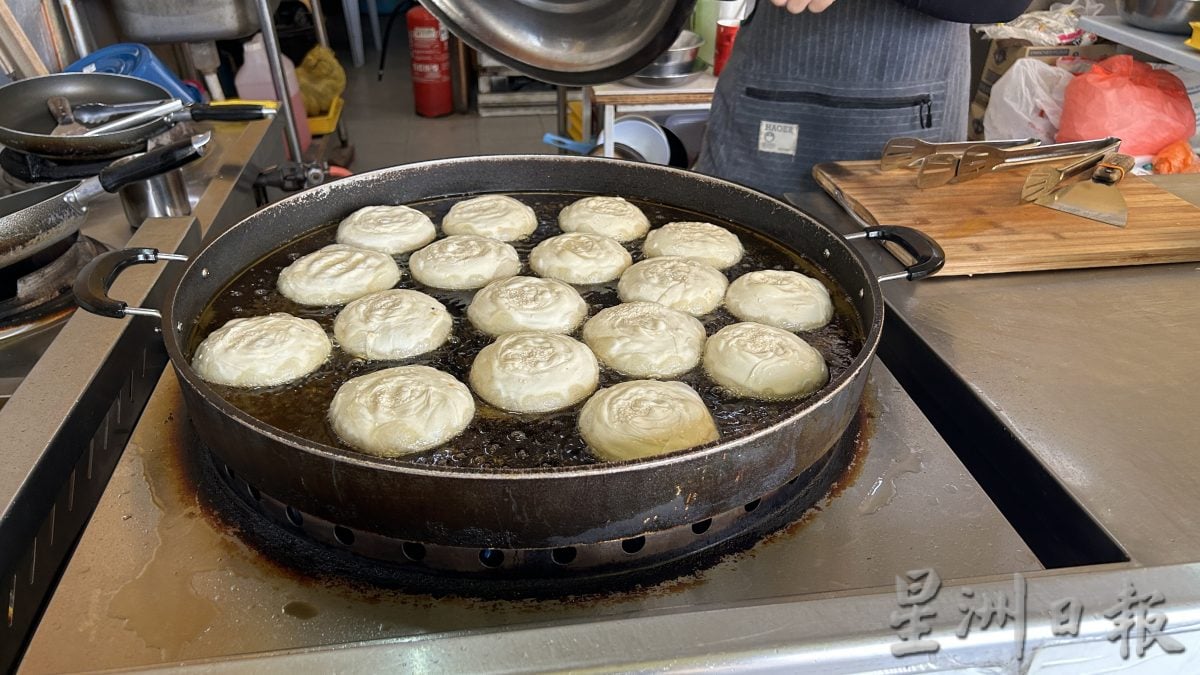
187,104,275,122
862,225,946,280
73,247,161,318
97,133,210,193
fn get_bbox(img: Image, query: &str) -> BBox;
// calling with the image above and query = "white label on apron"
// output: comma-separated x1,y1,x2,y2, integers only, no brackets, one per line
758,121,798,156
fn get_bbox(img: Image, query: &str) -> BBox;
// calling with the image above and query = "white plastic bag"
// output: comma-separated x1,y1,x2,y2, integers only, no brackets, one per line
984,58,1075,144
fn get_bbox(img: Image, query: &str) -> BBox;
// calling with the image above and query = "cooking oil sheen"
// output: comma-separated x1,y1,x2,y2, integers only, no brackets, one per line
191,193,864,469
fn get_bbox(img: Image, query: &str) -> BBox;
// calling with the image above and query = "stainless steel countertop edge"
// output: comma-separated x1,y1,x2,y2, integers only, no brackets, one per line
119,561,1200,674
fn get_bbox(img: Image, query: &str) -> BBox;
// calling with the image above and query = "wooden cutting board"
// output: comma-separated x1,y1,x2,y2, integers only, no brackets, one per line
813,160,1200,276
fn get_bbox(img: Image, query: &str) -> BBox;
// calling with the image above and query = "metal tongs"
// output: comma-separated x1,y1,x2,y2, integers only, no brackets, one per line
917,137,1121,189
880,137,1040,171
1019,140,1122,203
72,99,175,125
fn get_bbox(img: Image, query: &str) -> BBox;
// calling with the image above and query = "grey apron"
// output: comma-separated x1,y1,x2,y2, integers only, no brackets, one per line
694,0,970,196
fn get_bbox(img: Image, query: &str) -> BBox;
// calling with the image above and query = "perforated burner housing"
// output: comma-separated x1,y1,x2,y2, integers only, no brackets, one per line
198,414,864,597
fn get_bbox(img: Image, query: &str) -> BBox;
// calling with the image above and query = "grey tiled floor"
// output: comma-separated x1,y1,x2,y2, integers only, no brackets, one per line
336,35,556,172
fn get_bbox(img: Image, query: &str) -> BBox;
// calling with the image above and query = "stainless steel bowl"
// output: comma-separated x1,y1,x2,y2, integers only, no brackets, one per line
1118,0,1200,35
422,0,696,85
644,29,704,74
623,30,704,88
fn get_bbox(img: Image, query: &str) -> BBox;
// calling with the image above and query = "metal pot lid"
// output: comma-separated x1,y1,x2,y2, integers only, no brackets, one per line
422,0,697,85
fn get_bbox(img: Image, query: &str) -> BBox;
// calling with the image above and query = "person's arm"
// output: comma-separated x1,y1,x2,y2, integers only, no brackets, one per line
893,0,1031,23
768,0,837,13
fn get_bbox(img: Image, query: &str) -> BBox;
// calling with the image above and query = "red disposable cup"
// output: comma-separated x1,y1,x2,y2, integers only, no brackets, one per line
714,20,740,76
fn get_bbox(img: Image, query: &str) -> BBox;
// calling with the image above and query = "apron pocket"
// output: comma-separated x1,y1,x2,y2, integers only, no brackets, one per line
744,88,933,130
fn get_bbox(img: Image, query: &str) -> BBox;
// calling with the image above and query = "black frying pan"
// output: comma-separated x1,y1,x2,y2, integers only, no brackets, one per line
0,73,275,160
75,156,944,558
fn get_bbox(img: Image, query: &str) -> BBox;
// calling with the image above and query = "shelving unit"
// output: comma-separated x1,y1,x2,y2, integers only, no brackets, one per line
1080,15,1200,71
475,51,581,117
587,72,718,157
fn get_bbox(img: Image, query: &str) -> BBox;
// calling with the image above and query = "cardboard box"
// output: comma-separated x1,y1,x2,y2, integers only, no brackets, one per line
968,39,1122,139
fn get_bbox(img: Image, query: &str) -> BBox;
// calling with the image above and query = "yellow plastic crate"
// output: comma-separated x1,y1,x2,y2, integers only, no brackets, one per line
567,100,584,141
309,94,344,136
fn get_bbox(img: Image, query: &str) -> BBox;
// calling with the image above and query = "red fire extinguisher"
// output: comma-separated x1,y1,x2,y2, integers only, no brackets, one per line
407,4,453,118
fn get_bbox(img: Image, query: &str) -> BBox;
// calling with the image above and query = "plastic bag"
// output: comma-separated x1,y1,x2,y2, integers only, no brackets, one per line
976,0,1104,46
1153,140,1200,174
1056,55,1197,155
984,58,1075,144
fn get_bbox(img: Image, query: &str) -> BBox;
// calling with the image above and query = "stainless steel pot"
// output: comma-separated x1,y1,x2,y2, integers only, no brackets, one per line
109,151,193,229
74,156,942,558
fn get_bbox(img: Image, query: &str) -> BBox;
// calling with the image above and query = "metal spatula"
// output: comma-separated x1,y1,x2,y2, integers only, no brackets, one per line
880,137,1039,171
1020,143,1120,203
914,153,962,188
1035,153,1136,227
47,96,86,136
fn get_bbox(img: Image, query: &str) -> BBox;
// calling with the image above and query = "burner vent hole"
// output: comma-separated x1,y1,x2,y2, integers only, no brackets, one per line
691,519,713,535
744,499,761,513
551,547,577,565
247,484,261,501
479,548,505,568
403,538,427,559
402,542,426,561
285,506,304,528
621,536,646,554
223,464,236,481
333,525,356,546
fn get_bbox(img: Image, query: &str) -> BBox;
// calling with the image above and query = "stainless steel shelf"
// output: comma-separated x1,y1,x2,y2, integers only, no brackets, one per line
1081,15,1200,71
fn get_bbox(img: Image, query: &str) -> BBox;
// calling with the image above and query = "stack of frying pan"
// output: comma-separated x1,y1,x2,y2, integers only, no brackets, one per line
0,72,274,270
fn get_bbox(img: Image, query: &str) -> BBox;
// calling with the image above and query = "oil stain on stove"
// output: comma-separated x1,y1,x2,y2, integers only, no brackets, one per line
29,374,876,672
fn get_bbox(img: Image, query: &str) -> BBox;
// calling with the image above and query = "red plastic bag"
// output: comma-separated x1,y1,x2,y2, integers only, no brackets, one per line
1056,55,1196,155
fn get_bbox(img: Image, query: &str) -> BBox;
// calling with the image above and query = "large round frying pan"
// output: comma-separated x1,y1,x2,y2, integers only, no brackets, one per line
0,73,273,160
74,156,942,553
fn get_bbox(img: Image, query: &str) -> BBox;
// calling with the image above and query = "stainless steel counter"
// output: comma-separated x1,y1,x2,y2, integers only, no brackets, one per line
0,119,284,672
790,178,1200,568
10,164,1200,672
20,361,1040,673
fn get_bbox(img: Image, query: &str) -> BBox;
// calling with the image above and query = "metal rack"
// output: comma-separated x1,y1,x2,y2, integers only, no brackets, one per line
1080,16,1200,72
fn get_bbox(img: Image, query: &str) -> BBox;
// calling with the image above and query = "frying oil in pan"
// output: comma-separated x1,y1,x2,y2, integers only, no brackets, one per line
191,193,864,469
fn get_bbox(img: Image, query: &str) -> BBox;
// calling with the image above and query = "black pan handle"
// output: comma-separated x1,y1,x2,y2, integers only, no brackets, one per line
74,247,188,319
185,104,277,122
844,226,945,281
97,132,212,193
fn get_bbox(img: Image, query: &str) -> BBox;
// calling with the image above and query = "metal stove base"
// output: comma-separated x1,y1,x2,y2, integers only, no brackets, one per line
19,361,1040,673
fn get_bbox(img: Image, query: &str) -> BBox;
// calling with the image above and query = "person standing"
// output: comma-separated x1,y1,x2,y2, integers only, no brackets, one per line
694,0,1030,195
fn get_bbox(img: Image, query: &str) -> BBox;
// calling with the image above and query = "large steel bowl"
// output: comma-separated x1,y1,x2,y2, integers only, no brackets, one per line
1119,0,1200,35
422,0,696,85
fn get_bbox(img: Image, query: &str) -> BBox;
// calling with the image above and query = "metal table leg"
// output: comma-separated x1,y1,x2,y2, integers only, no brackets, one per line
341,0,365,67
603,104,615,158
